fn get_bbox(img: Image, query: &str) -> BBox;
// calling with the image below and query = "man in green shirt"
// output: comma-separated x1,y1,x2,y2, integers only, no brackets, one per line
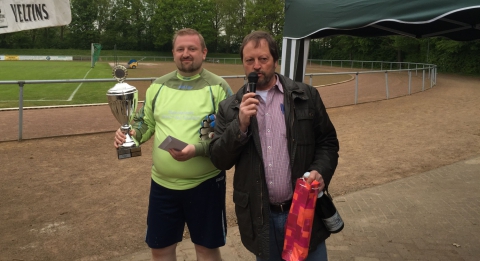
114,28,232,261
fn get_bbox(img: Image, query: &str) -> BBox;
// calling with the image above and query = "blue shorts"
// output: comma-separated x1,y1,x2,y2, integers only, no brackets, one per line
145,171,227,249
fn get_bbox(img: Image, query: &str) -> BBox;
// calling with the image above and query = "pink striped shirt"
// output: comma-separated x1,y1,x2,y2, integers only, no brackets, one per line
255,76,292,203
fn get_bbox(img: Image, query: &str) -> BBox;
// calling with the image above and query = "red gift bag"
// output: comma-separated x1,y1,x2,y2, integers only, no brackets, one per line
282,178,320,261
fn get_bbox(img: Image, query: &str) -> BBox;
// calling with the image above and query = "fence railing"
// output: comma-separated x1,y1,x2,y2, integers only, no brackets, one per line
72,55,243,64
305,64,437,104
0,60,437,141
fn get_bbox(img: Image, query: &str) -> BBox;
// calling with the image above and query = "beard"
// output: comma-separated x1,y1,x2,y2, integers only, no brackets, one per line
177,59,201,74
255,70,275,90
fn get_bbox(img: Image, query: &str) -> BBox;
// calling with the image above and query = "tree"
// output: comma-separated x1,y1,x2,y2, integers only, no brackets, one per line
102,0,147,50
151,0,218,51
96,0,111,45
388,36,421,63
68,0,101,49
0,30,32,48
244,0,284,43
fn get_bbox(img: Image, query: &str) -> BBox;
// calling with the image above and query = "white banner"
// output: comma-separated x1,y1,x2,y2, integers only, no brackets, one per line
0,55,73,60
18,55,73,60
0,0,71,34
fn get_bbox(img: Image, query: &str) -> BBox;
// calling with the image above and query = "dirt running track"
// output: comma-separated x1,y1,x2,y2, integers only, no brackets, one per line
1,72,480,261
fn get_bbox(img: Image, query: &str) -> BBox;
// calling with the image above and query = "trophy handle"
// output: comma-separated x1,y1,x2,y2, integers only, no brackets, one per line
120,124,136,148
120,124,130,133
116,123,141,159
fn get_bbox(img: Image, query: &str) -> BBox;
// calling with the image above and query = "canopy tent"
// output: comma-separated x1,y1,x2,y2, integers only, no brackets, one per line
280,0,480,81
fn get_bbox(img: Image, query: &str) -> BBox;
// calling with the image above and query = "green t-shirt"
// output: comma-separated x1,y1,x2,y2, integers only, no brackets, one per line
135,69,233,190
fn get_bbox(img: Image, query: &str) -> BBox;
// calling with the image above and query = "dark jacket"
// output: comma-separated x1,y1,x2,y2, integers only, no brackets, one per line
210,73,339,259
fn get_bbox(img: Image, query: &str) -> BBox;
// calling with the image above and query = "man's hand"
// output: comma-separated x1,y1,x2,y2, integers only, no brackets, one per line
305,170,325,191
168,144,196,161
113,128,136,148
239,92,259,132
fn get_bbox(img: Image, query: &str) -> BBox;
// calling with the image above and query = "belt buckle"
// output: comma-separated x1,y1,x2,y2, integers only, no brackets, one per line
280,204,284,212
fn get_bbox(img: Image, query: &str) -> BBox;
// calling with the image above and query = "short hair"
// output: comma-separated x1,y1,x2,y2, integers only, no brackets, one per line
172,28,206,50
240,31,279,63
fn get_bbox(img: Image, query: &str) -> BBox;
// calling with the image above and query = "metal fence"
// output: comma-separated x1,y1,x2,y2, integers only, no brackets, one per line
305,62,437,104
73,55,243,64
0,60,436,141
66,55,238,64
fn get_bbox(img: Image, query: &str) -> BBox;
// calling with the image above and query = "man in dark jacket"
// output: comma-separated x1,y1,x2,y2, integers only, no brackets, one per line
210,31,339,261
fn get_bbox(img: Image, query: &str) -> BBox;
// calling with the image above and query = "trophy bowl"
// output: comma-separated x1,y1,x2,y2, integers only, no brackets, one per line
107,66,142,159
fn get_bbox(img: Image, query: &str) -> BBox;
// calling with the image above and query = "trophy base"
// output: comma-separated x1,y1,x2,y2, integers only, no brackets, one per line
117,146,142,159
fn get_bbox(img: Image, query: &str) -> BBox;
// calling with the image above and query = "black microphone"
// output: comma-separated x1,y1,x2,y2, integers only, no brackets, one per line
247,72,258,93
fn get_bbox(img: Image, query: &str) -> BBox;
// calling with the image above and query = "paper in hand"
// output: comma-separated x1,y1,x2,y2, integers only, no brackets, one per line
158,135,188,151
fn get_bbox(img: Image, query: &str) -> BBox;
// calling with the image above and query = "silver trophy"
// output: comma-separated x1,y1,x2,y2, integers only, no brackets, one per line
107,65,142,159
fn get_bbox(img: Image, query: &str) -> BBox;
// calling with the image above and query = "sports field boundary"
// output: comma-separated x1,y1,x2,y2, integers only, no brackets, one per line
0,60,437,141
0,102,114,112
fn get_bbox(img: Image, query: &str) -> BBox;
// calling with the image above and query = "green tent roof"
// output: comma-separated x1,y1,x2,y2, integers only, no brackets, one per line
284,0,480,41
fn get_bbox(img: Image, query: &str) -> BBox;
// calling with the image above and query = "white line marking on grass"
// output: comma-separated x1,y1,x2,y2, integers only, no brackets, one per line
67,68,93,101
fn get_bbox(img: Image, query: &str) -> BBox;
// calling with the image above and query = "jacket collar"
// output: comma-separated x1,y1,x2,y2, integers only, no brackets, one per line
277,73,308,100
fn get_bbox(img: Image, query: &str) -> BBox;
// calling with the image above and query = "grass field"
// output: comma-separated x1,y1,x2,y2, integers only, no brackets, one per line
0,60,352,109
0,48,239,58
0,61,115,108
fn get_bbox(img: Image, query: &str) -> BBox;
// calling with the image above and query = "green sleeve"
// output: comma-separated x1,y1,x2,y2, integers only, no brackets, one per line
194,140,211,157
193,79,233,157
132,83,160,144
131,104,148,143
